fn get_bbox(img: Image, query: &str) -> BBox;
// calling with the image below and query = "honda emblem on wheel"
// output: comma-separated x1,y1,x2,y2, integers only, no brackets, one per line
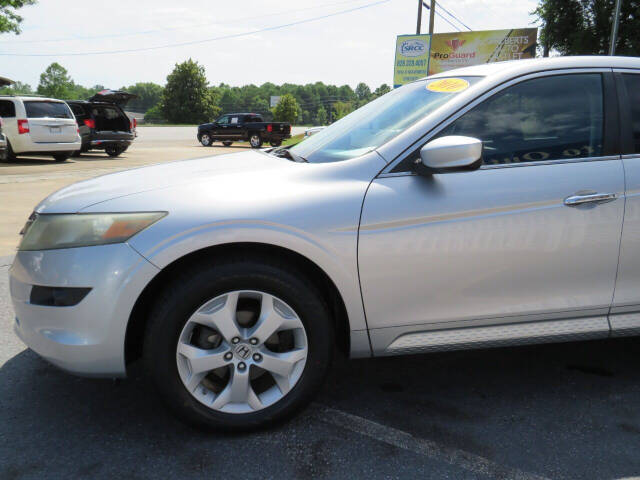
234,343,251,360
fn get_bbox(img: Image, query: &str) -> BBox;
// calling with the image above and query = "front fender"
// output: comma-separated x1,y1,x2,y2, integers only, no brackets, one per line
128,220,369,333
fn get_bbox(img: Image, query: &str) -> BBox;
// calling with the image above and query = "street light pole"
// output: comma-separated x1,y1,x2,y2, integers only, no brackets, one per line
609,0,622,55
416,0,422,34
428,0,436,35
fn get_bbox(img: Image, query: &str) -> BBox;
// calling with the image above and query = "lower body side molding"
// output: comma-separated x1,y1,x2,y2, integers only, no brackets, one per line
383,316,610,355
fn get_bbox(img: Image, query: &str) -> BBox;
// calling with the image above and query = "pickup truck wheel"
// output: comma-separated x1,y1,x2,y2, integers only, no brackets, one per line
200,133,212,147
270,140,282,147
143,257,333,431
249,134,263,148
53,152,71,162
222,141,233,147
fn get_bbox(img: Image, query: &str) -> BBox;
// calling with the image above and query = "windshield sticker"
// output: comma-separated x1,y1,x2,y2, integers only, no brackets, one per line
426,78,470,93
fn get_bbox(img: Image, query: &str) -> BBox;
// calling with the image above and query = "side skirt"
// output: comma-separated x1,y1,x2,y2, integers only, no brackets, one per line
375,316,610,356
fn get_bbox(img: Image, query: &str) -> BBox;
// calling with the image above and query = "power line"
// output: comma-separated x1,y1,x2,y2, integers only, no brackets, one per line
422,1,464,32
0,0,366,44
421,1,460,32
434,0,472,31
0,0,391,56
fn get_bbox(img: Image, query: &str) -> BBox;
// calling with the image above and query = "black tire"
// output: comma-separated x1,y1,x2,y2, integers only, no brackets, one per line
143,256,333,431
105,145,124,157
222,141,233,147
249,133,263,149
270,140,282,147
6,141,17,162
53,152,71,162
71,150,82,157
200,133,213,147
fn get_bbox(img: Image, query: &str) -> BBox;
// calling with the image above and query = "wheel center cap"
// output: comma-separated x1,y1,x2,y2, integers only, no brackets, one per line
233,343,252,360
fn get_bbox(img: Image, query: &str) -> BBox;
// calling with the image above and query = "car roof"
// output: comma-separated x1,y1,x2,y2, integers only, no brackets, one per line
0,95,68,102
425,55,640,80
66,100,120,105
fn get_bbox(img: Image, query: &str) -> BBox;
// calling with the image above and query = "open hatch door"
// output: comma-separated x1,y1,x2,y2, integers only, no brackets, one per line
0,76,14,87
88,89,137,107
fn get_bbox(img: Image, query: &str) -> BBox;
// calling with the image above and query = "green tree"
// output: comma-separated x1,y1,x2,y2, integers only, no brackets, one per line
68,83,104,100
373,84,391,98
355,82,371,101
37,62,74,99
144,104,165,123
272,93,299,123
315,106,328,125
162,59,219,124
122,82,164,112
249,95,270,116
0,80,32,95
0,0,36,34
333,101,354,120
533,0,640,56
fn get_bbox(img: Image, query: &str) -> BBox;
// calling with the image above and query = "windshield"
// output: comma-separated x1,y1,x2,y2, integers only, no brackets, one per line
289,76,483,163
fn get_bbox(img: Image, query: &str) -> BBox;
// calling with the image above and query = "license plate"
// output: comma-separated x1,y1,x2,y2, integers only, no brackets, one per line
49,127,61,134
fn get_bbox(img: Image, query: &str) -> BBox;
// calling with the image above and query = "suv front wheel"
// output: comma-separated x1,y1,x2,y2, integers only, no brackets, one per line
143,257,333,431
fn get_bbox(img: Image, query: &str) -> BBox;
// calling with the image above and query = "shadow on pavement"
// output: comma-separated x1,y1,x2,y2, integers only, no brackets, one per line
3,338,640,478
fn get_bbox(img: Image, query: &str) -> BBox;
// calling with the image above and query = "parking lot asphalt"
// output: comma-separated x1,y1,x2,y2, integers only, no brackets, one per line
3,129,640,479
2,252,640,479
0,127,245,255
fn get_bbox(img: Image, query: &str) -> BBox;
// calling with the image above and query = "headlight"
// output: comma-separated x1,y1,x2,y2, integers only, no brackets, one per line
19,212,166,251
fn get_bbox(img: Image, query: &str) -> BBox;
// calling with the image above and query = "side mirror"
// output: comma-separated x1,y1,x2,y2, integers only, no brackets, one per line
418,135,482,172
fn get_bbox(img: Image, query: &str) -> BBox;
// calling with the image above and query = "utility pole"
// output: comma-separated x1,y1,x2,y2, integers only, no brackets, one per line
428,0,436,35
609,0,622,55
416,0,422,34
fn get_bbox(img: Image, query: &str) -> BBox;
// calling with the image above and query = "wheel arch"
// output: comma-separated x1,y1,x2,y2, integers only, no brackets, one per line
125,242,355,370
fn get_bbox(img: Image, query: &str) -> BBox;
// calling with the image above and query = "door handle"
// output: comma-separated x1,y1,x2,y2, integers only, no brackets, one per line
564,192,617,206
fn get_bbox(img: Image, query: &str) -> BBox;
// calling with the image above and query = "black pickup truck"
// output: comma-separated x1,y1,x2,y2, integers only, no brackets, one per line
197,113,291,148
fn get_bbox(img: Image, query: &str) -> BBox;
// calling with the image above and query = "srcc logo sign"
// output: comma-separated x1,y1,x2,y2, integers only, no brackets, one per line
400,40,427,57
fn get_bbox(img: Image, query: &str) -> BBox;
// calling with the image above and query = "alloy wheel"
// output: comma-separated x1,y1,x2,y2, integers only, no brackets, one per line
250,135,261,147
176,290,308,414
201,134,211,146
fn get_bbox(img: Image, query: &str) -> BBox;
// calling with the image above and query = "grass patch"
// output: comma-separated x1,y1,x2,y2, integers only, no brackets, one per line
282,134,305,147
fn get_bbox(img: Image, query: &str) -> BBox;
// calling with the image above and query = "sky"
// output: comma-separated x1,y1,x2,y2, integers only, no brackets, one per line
0,0,539,90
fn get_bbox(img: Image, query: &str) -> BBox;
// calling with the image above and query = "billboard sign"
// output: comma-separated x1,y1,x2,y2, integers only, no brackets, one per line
393,34,431,88
270,96,281,108
428,28,537,75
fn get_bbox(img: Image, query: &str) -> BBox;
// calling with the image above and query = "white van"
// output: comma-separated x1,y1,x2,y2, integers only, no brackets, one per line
0,96,81,162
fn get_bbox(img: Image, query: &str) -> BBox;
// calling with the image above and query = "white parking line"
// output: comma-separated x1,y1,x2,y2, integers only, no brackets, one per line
311,404,549,480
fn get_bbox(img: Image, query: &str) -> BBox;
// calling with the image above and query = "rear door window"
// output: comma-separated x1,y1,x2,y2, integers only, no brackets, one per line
91,106,123,120
622,74,640,153
438,73,604,165
24,101,73,119
0,100,16,117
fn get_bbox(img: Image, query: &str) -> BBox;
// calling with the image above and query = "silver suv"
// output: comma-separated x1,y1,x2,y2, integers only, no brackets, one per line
0,96,81,162
10,56,640,430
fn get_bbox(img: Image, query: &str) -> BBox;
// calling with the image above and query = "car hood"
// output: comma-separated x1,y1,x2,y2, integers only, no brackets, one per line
35,150,297,214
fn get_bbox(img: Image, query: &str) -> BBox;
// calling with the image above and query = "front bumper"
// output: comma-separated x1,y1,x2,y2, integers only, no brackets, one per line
9,243,159,377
